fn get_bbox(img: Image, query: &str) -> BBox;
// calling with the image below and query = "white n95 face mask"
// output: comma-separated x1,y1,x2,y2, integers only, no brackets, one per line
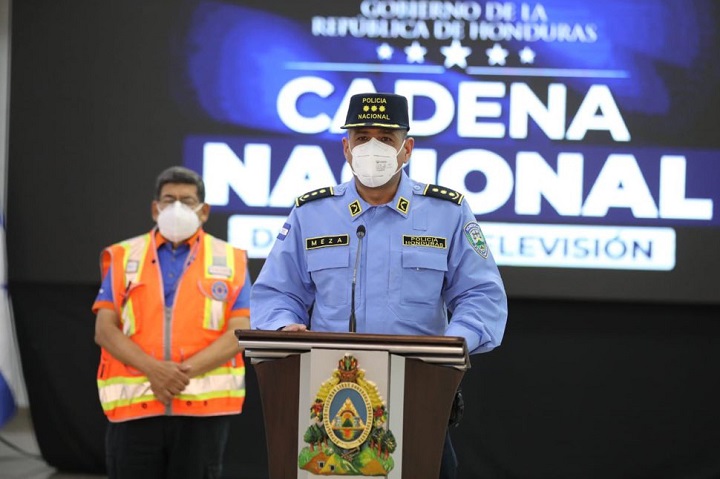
157,201,202,243
350,138,405,188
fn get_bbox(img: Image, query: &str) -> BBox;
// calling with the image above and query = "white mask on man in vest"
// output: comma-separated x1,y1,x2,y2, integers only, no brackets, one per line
157,201,202,243
350,138,406,188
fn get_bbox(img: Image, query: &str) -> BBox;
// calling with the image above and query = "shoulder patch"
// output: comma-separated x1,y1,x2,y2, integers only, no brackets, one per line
296,187,335,207
464,221,489,258
422,184,464,205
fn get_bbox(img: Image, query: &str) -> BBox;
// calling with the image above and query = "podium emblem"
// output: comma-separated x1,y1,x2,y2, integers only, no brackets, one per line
299,354,396,476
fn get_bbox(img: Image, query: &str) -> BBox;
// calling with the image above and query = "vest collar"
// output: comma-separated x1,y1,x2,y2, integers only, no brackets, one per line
153,227,203,249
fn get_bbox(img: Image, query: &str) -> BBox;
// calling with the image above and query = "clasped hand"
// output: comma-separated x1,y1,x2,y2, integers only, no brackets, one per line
147,361,191,405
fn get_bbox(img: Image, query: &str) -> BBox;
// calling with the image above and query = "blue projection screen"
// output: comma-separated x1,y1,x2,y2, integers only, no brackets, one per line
171,0,719,303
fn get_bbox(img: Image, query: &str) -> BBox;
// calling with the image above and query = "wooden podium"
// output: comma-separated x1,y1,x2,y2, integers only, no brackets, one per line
236,330,469,479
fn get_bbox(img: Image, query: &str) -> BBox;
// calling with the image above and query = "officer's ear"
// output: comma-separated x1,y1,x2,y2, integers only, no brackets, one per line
342,136,352,164
401,136,414,165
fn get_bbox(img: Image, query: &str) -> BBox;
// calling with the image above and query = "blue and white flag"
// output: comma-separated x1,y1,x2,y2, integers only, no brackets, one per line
0,0,25,429
0,219,20,428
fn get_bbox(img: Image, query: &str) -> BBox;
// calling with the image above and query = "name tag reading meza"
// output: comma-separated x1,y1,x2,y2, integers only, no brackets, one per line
305,234,350,250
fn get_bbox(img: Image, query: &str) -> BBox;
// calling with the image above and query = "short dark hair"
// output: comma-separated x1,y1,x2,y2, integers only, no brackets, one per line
154,166,205,202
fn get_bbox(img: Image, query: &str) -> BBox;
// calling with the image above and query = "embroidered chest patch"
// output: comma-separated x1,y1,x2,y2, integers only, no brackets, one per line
402,235,447,249
305,234,350,250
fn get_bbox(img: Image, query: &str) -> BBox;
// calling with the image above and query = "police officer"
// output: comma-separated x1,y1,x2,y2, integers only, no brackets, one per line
250,92,508,478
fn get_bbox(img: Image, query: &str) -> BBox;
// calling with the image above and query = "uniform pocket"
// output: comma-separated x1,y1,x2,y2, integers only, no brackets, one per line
97,355,109,380
306,249,351,307
400,249,447,305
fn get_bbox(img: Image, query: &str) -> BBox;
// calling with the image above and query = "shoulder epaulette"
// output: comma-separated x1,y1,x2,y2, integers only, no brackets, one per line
422,184,464,205
295,187,335,207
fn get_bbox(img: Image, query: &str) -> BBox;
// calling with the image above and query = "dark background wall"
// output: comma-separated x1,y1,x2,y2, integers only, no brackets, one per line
6,1,720,478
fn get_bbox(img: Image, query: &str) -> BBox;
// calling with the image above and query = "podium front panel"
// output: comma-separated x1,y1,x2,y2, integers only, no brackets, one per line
241,330,466,478
296,349,398,478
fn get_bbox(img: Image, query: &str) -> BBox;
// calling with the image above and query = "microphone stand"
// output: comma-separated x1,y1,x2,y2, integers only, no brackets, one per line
350,224,366,332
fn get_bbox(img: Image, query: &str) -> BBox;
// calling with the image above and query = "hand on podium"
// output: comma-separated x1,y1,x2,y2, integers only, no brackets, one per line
278,324,307,332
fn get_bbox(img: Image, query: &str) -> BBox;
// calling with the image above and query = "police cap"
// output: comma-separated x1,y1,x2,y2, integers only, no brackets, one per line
340,92,410,131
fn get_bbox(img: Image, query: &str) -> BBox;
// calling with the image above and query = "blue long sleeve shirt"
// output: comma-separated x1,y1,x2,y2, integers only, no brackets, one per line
250,172,507,354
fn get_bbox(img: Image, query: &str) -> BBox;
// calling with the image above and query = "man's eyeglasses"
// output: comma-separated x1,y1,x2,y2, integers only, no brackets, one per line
158,196,201,208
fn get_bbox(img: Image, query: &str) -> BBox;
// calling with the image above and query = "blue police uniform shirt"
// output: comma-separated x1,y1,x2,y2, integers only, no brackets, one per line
95,236,251,309
250,171,507,354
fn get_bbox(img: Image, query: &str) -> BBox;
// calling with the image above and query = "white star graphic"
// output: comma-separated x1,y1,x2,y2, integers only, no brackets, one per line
404,41,427,64
486,43,509,66
377,43,394,61
519,46,536,64
440,40,472,69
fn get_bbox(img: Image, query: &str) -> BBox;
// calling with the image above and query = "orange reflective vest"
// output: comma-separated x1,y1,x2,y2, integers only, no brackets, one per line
96,229,248,422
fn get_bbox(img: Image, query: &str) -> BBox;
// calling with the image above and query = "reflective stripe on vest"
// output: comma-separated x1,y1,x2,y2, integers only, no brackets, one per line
119,235,151,336
97,365,245,413
203,233,236,331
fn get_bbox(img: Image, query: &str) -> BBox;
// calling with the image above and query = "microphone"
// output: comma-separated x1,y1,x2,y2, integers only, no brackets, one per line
350,225,366,333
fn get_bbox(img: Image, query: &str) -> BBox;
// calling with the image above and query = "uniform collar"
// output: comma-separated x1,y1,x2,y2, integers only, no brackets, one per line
346,170,414,220
153,227,203,249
